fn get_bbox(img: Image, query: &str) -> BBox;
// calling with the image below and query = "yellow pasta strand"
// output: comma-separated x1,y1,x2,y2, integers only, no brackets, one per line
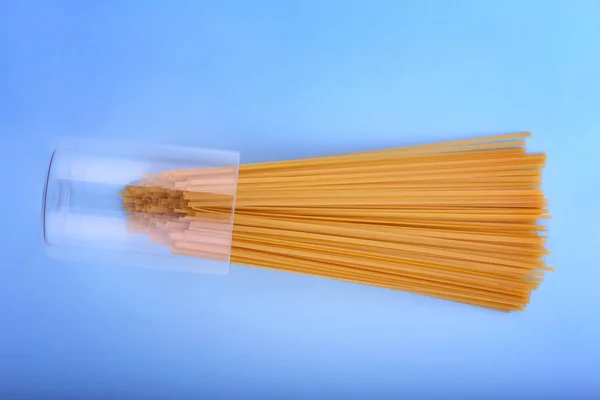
120,132,551,312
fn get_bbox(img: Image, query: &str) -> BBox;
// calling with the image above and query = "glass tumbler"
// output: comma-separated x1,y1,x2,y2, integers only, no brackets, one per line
42,137,240,274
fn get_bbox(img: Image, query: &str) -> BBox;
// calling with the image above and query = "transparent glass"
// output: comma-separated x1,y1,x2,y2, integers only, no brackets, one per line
42,137,239,274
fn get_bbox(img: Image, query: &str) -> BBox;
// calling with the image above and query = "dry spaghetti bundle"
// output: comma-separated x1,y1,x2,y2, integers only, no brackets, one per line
121,132,551,312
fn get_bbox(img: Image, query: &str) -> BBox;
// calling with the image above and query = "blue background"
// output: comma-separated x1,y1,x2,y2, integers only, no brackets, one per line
1,0,599,398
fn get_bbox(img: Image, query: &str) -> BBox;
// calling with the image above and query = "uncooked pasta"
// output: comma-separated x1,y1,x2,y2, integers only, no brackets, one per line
121,132,551,312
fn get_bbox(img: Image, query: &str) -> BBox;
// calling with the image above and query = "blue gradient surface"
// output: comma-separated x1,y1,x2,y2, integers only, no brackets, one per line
1,1,599,398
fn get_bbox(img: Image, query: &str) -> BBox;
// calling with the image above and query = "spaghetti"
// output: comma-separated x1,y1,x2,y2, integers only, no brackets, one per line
121,132,551,312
